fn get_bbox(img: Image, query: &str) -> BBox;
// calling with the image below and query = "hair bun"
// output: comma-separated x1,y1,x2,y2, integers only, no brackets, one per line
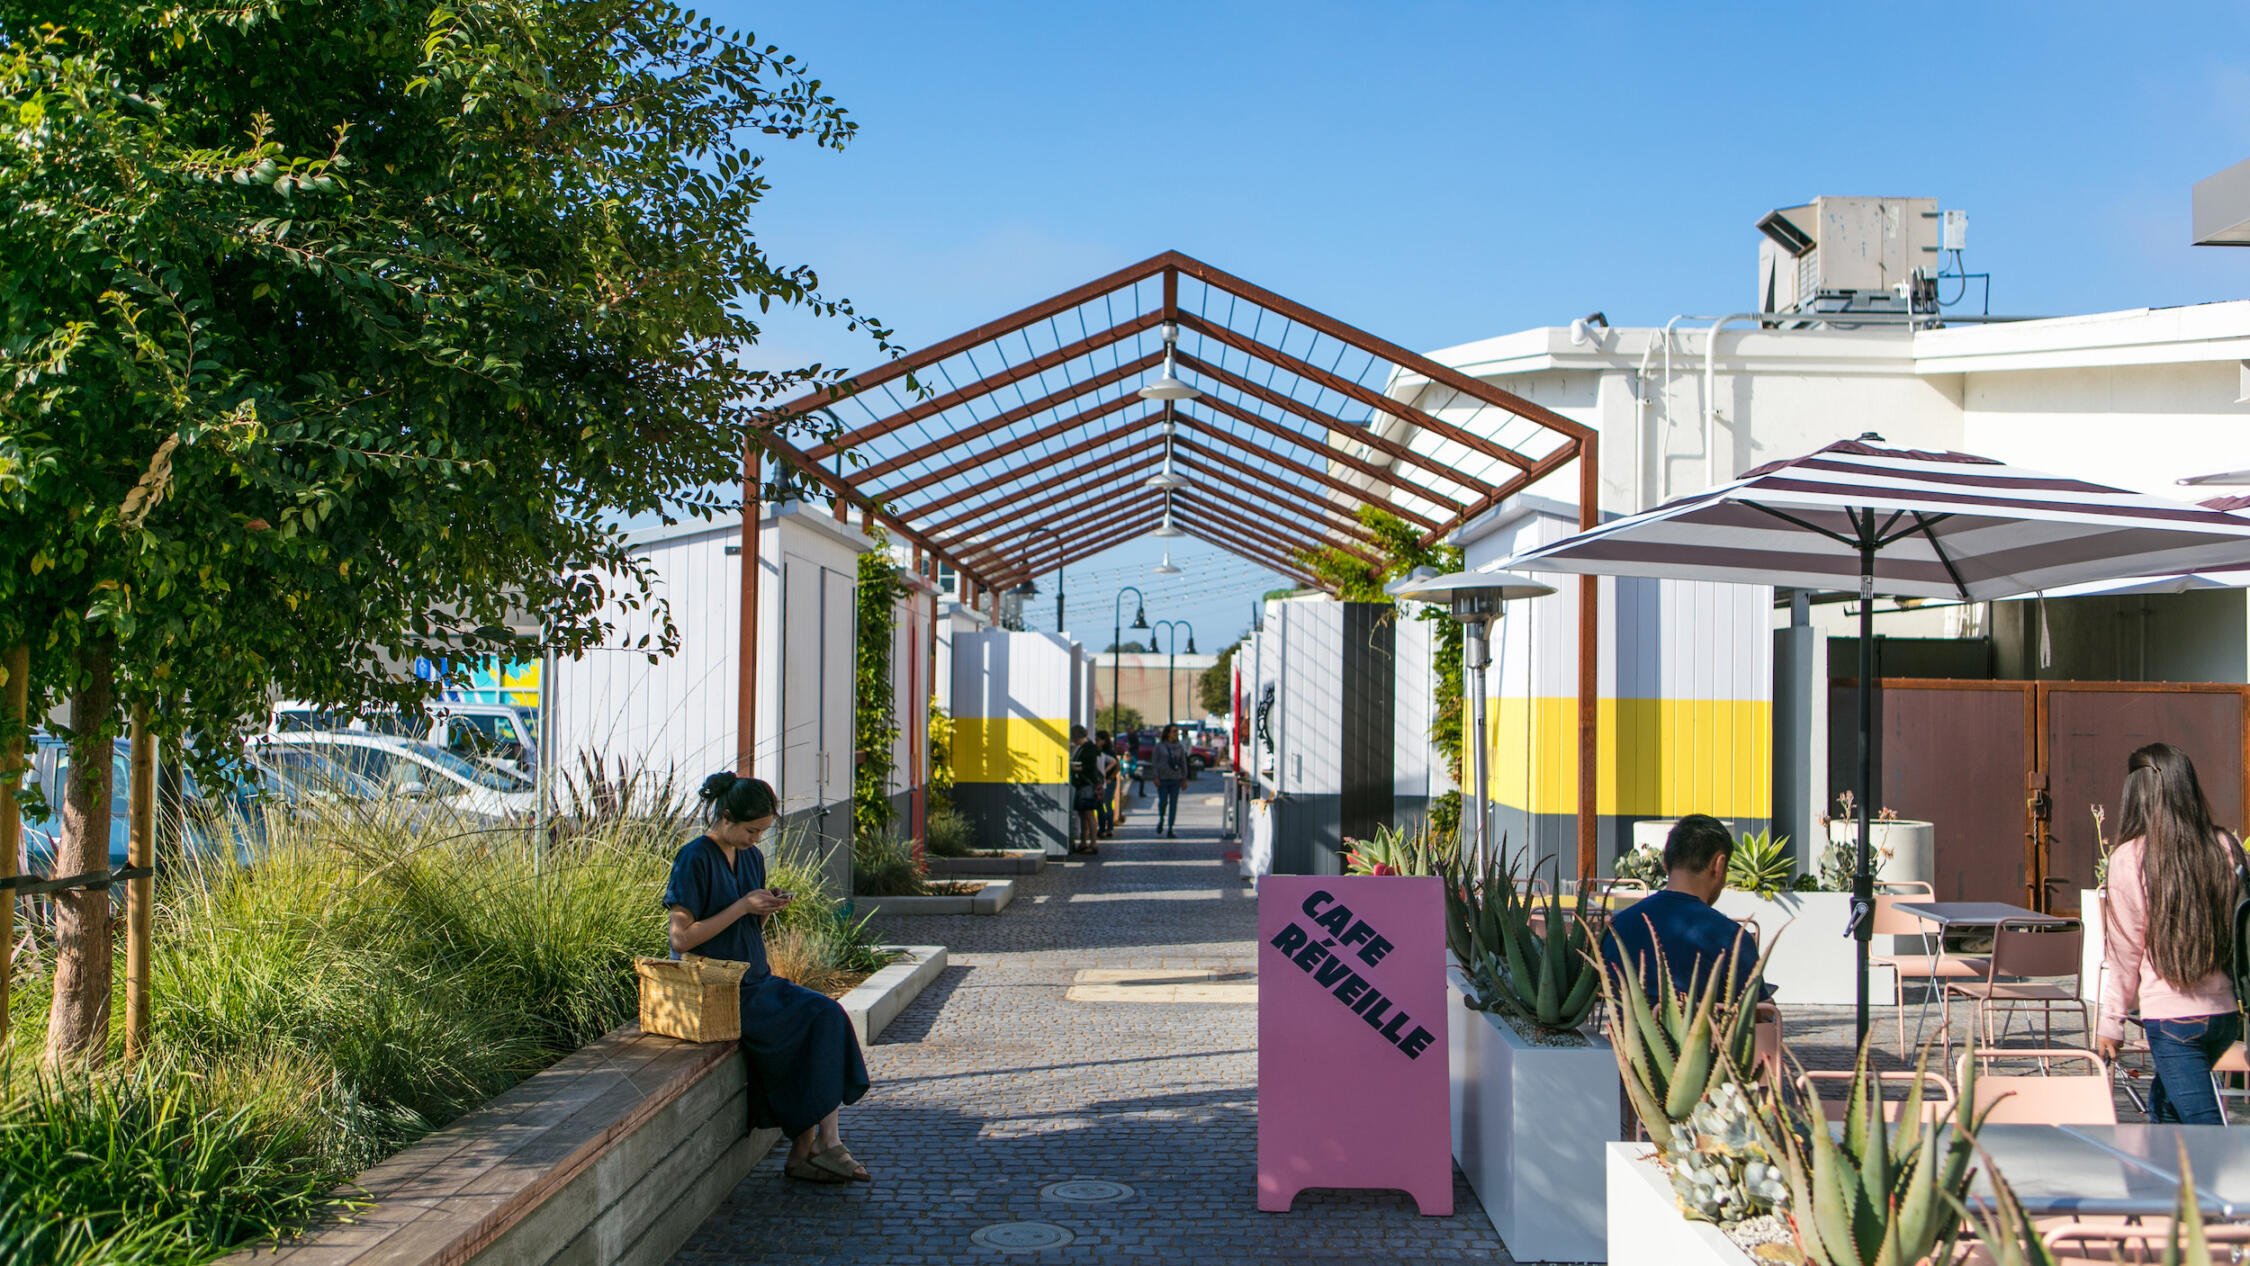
698,771,740,804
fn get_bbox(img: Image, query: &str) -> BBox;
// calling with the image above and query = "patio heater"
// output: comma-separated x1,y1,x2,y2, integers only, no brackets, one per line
1387,568,1557,862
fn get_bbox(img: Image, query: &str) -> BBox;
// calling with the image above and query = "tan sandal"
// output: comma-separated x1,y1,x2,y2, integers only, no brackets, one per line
808,1144,871,1182
785,1154,853,1183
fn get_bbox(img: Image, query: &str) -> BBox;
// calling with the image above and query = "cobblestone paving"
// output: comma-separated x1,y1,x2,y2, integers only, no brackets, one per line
674,787,1517,1265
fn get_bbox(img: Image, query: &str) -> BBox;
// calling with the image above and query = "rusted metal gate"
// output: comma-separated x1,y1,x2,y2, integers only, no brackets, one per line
1831,679,2250,911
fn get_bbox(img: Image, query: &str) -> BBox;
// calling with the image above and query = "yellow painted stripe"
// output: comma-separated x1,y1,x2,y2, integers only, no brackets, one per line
1476,696,1771,818
953,716,1070,785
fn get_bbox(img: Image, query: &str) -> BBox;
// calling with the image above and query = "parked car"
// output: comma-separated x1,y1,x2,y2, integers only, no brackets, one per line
253,732,535,821
16,735,367,871
271,699,538,779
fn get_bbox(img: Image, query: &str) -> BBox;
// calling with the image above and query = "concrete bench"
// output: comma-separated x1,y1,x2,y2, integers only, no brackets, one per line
225,1027,778,1266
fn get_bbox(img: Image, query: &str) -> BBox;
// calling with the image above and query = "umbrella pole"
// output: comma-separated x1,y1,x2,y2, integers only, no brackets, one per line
1854,531,1876,1048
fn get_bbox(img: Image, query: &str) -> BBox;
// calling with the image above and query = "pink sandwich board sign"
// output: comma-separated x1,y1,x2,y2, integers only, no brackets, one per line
1256,874,1451,1215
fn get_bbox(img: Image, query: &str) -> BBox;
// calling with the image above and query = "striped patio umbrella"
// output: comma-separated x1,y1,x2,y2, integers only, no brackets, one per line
1501,433,2250,1042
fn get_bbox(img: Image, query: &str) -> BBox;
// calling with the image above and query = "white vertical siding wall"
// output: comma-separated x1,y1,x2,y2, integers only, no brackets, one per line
1270,596,1345,798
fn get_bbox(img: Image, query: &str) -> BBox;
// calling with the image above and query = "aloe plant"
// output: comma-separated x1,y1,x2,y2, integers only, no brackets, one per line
1437,835,1512,967
1462,873,1602,1031
1596,937,1766,1153
1766,1044,1987,1266
1726,828,1794,898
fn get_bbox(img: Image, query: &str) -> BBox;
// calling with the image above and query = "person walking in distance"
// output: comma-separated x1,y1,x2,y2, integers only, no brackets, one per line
2095,742,2245,1125
1095,729,1120,839
1067,725,1101,856
1152,724,1189,838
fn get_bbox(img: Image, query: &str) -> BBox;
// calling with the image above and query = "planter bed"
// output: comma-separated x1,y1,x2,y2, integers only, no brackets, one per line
1713,889,1903,1006
1447,964,1619,1263
839,945,948,1044
926,848,1047,877
852,879,1015,917
223,1027,782,1266
1607,1142,1754,1266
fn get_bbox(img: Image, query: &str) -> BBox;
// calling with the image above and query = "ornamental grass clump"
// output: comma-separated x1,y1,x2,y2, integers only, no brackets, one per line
0,794,886,1265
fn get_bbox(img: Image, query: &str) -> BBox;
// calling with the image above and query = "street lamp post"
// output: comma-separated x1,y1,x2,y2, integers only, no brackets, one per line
1387,569,1556,862
1111,587,1148,733
1151,619,1197,728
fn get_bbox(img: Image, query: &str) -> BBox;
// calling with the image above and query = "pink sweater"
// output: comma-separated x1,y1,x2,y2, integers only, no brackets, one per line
2096,836,2238,1041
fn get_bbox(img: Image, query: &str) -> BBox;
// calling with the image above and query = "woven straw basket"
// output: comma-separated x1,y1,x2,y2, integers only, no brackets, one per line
634,954,751,1042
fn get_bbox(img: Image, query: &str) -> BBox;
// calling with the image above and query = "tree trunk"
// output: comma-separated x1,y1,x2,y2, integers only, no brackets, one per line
46,641,115,1067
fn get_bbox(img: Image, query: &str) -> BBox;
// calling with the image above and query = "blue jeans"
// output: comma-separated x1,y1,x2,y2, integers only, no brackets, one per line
2143,1011,2241,1125
1155,781,1181,830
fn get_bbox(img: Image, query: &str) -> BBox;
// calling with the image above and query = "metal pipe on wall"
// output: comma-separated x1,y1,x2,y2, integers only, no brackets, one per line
738,446,763,776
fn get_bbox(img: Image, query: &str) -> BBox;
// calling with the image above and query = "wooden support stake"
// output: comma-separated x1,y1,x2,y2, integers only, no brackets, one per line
739,447,763,776
0,644,24,1053
124,702,154,1059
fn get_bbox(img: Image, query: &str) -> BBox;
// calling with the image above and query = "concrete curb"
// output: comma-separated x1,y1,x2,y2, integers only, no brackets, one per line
838,945,948,1045
853,879,1016,918
927,849,1047,876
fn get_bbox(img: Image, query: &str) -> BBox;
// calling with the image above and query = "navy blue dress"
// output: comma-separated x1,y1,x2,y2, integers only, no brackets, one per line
662,836,870,1135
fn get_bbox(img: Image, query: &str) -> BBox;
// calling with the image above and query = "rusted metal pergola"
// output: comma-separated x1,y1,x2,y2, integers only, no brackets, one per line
746,250,1605,870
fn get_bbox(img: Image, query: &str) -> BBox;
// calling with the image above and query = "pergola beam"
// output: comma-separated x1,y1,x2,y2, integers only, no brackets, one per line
1177,355,1483,509
928,443,1163,540
1171,489,1365,568
1172,428,1443,533
991,512,1166,588
1171,511,1323,587
807,309,1166,459
854,356,1157,485
1167,451,1380,545
748,435,1001,592
957,495,1162,573
1177,315,1535,475
903,423,1157,523
873,395,1155,502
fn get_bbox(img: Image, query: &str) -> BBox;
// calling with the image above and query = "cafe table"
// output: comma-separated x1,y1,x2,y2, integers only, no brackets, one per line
1889,902,2074,1054
1967,1124,2248,1218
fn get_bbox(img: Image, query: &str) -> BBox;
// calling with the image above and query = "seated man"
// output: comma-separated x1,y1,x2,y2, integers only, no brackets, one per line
1601,814,1770,1008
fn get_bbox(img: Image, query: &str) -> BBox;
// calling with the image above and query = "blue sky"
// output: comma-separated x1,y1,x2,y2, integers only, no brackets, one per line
720,1,2250,647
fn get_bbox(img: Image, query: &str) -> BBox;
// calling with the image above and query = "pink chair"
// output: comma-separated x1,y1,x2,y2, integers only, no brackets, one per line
1945,918,2089,1051
1801,1069,1956,1123
2036,1220,2250,1263
1962,1048,2116,1126
1869,882,1990,1059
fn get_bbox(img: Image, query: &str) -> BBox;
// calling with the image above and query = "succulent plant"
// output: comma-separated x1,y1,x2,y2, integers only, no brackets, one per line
1437,834,1513,966
1461,875,1603,1031
1596,934,1766,1153
1726,828,1795,898
1765,1044,1988,1266
1668,1077,1790,1226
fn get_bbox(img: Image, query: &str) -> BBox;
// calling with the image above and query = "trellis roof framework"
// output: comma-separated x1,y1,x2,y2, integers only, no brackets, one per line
744,250,1608,872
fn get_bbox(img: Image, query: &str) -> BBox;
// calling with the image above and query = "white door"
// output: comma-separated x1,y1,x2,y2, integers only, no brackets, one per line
819,565,857,813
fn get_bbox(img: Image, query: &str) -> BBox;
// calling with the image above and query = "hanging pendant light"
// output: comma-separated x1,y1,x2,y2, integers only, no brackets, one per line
1137,322,1200,402
1152,551,1183,576
1143,409,1188,490
1152,490,1185,537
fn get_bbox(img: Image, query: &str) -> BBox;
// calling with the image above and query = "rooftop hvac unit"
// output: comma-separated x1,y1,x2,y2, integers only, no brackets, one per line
1755,196,1942,316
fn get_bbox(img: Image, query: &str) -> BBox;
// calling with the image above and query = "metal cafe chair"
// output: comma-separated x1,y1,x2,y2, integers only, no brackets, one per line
1801,1069,1957,1124
1869,881,1991,1060
1946,918,2089,1053
1963,1047,2117,1126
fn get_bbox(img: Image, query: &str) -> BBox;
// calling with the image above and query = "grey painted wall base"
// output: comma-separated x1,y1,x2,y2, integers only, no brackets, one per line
778,804,851,897
1271,793,1343,876
951,780,1070,857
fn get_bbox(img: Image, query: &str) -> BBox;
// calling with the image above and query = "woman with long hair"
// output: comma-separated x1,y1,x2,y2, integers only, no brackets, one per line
664,772,872,1180
2095,742,2243,1124
1151,724,1189,838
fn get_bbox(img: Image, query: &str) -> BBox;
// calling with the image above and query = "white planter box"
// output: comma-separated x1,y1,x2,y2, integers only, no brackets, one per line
1607,1142,1754,1266
837,945,947,1044
1713,889,1900,1007
1448,966,1619,1263
2081,888,2105,1009
1827,819,1936,887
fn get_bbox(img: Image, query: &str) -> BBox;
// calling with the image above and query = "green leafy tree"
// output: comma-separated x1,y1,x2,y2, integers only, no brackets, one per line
1,3,888,1062
1096,703,1143,735
1298,508,1467,783
1199,637,1242,717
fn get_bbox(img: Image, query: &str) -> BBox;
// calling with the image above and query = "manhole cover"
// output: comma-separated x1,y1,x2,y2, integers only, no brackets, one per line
1042,1178,1135,1203
970,1222,1076,1251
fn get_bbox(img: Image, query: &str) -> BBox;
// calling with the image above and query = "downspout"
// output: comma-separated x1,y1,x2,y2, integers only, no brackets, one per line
739,446,762,776
1701,314,1764,489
